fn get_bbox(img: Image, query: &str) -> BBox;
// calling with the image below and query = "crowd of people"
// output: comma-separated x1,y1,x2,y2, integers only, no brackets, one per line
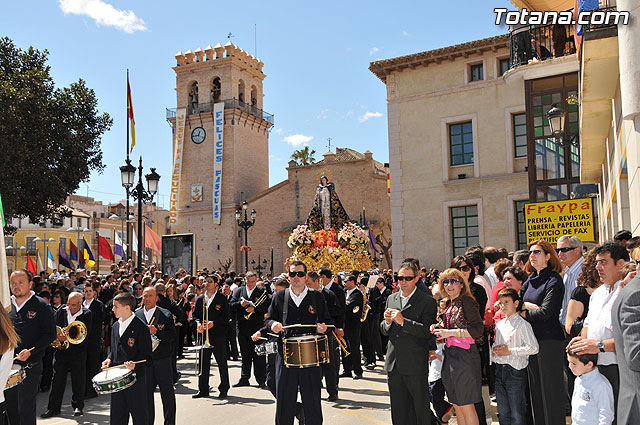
0,228,639,425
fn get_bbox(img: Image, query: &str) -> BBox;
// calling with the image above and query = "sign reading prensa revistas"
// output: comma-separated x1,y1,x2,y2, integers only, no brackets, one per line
212,102,224,225
525,198,595,244
170,108,186,228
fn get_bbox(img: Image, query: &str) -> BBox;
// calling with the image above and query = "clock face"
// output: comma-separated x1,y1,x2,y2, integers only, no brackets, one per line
191,127,206,144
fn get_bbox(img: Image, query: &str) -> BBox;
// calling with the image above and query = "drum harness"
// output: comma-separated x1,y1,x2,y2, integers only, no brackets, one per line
282,288,318,339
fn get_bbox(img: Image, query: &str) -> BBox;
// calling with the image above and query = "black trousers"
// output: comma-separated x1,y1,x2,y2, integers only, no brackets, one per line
237,330,265,384
361,317,374,364
147,357,176,425
370,314,384,359
388,369,431,425
85,340,101,396
526,339,565,425
40,347,54,389
5,361,42,425
266,353,276,398
177,324,186,356
47,351,86,411
598,364,620,425
198,339,230,393
111,371,147,425
227,319,239,358
343,328,362,376
322,334,338,397
275,355,323,425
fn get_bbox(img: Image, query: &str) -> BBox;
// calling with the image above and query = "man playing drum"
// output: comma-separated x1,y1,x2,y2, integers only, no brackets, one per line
101,291,152,425
266,261,332,425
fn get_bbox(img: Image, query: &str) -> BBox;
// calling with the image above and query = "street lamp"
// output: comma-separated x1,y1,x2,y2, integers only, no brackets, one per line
547,103,577,147
66,226,89,267
128,157,160,272
252,256,268,276
33,235,56,272
236,201,256,273
120,159,136,261
109,213,134,260
5,245,26,272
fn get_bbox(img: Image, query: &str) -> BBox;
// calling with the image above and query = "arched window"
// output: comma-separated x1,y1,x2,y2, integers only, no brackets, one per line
189,81,199,113
238,80,245,104
211,77,221,103
251,85,258,108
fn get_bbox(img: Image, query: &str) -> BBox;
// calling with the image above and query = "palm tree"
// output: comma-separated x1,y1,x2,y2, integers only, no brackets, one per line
290,146,316,166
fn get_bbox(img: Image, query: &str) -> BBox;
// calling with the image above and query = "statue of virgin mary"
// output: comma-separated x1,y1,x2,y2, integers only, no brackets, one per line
306,175,350,231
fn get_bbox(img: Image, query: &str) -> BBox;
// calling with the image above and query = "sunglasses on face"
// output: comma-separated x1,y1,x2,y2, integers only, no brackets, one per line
555,247,576,253
396,276,415,281
443,279,460,286
529,249,543,255
288,271,306,278
456,265,471,272
206,280,214,284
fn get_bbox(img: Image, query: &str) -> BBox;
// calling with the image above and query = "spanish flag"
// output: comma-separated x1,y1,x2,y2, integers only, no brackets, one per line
128,76,136,153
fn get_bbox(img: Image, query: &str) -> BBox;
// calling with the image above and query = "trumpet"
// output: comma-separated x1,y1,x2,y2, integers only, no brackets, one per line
51,321,87,350
332,330,350,357
244,292,268,320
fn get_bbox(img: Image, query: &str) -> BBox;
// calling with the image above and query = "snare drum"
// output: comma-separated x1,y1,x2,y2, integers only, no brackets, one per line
254,341,278,356
5,365,25,389
92,368,136,394
283,334,329,368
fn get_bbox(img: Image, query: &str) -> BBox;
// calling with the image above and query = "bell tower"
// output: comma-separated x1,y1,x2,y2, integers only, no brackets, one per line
168,42,273,270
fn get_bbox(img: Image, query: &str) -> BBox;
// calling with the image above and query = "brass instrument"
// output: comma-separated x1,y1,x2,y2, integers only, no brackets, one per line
51,321,88,350
244,292,268,320
332,331,350,357
360,290,371,322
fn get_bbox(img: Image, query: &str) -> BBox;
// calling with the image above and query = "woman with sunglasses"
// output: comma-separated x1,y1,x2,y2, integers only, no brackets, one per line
519,239,565,425
433,268,484,425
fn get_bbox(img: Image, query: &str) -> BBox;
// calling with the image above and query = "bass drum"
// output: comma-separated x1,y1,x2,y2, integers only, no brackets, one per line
283,334,329,368
92,368,136,394
5,365,25,390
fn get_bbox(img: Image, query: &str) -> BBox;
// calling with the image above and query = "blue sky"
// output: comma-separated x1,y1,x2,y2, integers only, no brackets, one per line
2,0,513,208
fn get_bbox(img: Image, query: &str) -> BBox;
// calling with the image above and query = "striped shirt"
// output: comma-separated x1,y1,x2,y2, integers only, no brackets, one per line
491,312,539,370
560,256,585,325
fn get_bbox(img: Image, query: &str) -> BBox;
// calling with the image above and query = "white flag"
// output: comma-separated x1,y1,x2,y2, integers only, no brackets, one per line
132,229,138,252
47,248,56,271
37,252,44,272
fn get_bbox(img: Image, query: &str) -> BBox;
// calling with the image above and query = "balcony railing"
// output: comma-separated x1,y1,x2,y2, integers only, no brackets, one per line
510,23,577,68
580,6,619,37
165,99,274,125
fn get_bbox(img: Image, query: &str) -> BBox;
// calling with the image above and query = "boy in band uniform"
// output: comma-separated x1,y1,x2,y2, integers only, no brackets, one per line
102,292,152,425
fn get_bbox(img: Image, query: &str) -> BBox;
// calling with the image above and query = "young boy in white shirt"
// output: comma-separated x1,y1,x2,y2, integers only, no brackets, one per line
568,350,614,425
429,299,453,423
491,288,539,425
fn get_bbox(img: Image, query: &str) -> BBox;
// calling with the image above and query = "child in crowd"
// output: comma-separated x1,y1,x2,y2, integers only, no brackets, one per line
567,350,614,425
491,288,539,425
429,299,453,424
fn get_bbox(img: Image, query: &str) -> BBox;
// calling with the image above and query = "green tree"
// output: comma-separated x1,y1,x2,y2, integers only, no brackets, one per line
290,146,316,166
0,37,112,229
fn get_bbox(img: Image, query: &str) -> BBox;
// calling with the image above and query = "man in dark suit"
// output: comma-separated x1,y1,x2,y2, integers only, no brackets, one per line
192,274,231,399
341,274,363,379
82,283,104,399
230,272,268,387
381,261,437,425
371,276,391,361
41,292,92,418
135,286,176,425
7,270,57,425
223,283,240,360
155,282,185,384
612,272,640,424
102,291,152,425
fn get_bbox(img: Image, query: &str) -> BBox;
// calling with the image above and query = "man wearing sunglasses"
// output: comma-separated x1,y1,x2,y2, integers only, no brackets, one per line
556,235,585,328
267,261,331,425
381,262,437,425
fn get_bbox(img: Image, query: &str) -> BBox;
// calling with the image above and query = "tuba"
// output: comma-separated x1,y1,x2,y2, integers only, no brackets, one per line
51,321,88,350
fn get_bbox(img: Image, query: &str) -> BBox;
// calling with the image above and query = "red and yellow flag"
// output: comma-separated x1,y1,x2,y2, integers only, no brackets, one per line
128,79,136,152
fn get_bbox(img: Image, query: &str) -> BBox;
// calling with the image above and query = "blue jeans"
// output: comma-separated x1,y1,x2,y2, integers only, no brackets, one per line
495,363,527,425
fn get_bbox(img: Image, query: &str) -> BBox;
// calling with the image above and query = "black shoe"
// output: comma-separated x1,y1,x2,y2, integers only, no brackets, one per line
192,391,209,399
218,391,228,399
40,410,60,418
377,355,385,361
338,372,352,378
73,408,83,417
327,394,338,402
258,382,267,389
233,380,250,387
365,363,376,370
353,374,362,380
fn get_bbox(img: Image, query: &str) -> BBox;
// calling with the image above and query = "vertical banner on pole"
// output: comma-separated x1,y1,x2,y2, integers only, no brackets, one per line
170,108,186,228
213,102,224,225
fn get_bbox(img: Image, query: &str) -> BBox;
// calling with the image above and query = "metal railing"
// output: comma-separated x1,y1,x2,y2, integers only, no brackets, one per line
580,6,620,35
165,99,274,125
510,23,577,68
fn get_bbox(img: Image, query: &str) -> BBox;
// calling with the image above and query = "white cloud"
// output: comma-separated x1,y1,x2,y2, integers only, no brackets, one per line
369,47,380,56
283,134,313,147
402,31,409,36
358,111,383,123
273,128,283,134
317,108,329,120
59,0,147,34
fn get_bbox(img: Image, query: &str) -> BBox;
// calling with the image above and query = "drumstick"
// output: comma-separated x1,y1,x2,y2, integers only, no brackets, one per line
149,317,155,326
281,324,334,329
13,347,34,361
257,336,268,340
102,359,147,371
267,332,280,338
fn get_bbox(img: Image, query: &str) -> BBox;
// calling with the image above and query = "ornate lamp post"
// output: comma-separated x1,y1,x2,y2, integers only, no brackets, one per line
120,159,136,261
547,103,578,147
126,157,160,271
251,256,268,275
235,201,256,273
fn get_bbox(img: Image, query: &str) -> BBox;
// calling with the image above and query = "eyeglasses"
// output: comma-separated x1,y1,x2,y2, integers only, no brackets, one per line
206,280,214,284
529,249,543,255
456,265,471,272
396,276,415,281
442,279,460,286
555,247,576,253
288,271,306,278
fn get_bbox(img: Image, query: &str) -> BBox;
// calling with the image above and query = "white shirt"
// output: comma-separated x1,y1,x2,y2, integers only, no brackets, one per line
571,368,614,425
560,256,584,325
491,313,539,370
246,286,255,300
143,306,156,324
400,287,417,309
11,291,35,312
485,264,498,288
66,307,83,325
584,281,620,366
324,281,333,291
83,299,94,309
118,314,136,337
429,343,445,383
0,349,15,403
345,287,357,300
205,293,215,308
289,287,308,307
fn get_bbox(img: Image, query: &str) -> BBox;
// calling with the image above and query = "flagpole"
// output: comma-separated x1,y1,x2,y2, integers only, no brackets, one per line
126,69,131,263
0,221,11,310
96,232,100,274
